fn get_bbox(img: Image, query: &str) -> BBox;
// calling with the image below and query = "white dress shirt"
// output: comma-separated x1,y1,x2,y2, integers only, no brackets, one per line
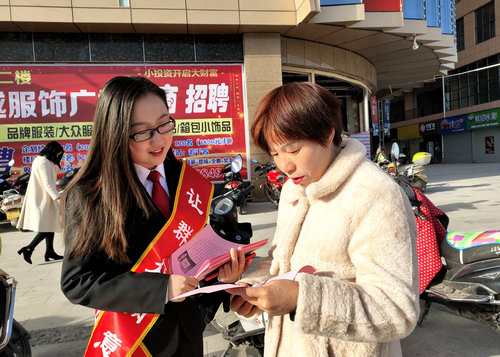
134,162,171,303
134,163,170,199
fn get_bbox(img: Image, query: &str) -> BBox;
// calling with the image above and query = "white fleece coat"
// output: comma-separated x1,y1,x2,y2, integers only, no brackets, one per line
244,138,419,357
17,155,61,232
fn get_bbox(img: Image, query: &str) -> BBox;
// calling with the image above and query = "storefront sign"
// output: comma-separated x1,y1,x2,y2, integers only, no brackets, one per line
467,108,500,130
437,115,467,134
419,121,438,135
0,64,246,181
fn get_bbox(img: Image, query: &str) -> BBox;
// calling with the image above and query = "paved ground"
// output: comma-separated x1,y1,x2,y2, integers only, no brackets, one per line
1,162,499,356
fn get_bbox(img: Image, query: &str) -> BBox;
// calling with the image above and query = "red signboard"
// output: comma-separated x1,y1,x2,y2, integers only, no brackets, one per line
364,0,402,12
0,64,247,182
370,96,378,126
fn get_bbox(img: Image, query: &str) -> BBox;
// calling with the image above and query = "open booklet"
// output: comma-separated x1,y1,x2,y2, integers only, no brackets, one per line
173,265,317,299
169,224,268,281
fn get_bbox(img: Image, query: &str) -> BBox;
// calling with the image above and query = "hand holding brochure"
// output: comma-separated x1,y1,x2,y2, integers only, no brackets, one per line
169,224,268,281
173,265,317,299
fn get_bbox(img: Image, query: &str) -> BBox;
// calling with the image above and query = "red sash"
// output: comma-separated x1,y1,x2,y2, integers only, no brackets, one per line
84,162,213,357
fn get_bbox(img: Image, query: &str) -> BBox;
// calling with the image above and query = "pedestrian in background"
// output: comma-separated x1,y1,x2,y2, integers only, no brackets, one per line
230,82,419,356
17,141,64,264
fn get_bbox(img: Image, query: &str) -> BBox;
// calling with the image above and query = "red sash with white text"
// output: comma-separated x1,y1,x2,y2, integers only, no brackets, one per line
84,162,213,357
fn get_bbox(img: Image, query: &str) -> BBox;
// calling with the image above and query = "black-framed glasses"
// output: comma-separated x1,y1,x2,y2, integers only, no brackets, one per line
129,118,176,143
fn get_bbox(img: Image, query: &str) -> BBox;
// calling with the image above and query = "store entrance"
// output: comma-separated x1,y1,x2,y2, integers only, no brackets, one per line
282,72,364,134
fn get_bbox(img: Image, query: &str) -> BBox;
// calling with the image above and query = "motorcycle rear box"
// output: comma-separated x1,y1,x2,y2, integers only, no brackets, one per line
412,152,432,166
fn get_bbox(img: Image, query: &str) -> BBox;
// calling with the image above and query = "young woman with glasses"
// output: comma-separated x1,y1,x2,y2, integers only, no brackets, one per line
60,76,248,356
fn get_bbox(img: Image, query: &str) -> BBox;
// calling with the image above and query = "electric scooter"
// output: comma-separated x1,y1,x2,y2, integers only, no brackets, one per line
251,159,287,206
220,155,252,215
207,156,267,356
389,143,500,333
0,236,32,356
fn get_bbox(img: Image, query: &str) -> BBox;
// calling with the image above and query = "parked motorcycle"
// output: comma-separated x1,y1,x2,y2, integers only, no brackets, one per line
252,159,287,206
56,167,79,193
0,236,32,356
207,157,268,356
387,150,431,192
376,145,431,192
0,161,30,229
211,155,254,245
220,155,252,215
389,143,500,334
211,311,266,357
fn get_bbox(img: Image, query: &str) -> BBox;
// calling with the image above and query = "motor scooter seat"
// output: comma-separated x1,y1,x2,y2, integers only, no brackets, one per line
441,230,500,264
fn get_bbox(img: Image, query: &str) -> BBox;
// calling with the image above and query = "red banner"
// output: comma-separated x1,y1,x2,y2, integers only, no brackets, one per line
364,0,402,12
0,64,247,182
86,162,213,356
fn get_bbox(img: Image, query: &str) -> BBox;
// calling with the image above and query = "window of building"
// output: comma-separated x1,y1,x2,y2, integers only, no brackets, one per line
0,33,243,63
444,55,500,111
456,17,464,51
475,1,495,44
416,84,443,117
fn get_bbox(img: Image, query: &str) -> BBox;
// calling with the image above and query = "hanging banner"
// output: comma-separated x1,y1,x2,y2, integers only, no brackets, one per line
0,64,247,181
370,96,379,136
382,100,391,135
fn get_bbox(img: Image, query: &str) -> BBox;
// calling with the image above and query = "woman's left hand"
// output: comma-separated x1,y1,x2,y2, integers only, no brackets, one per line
218,247,251,283
231,279,299,316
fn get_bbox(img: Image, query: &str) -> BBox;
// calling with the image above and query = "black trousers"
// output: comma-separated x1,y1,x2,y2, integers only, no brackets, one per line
26,232,56,253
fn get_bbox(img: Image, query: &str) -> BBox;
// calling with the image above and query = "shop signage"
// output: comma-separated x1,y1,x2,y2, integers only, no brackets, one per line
467,108,500,130
419,121,438,135
0,64,246,182
437,115,467,134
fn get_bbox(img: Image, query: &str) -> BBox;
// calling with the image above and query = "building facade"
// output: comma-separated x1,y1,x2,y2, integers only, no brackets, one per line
391,0,500,163
0,1,457,188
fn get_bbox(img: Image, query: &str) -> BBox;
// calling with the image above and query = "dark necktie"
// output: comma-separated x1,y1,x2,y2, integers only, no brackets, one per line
147,170,171,219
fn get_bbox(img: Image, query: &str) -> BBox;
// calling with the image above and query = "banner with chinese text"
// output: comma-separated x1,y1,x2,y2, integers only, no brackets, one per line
0,64,247,182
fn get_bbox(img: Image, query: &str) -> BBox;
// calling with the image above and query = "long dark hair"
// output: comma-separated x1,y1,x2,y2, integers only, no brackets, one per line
62,76,176,263
39,141,64,168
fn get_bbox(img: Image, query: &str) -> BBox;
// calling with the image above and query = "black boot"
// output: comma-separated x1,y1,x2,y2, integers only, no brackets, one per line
44,251,63,262
17,247,34,264
44,234,63,262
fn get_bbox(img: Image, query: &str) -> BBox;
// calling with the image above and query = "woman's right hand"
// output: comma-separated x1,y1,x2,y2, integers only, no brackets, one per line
167,275,198,302
229,290,262,318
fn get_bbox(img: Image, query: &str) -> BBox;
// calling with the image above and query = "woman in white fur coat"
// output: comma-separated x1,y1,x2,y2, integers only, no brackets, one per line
230,82,419,357
17,141,64,264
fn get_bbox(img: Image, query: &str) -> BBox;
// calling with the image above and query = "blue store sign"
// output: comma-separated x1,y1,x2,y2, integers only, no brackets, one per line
437,115,467,134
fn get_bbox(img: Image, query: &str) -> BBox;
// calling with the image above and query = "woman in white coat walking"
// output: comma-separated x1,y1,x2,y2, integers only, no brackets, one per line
17,141,64,264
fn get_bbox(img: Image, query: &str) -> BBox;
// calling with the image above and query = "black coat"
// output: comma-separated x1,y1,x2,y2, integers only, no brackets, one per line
61,159,210,356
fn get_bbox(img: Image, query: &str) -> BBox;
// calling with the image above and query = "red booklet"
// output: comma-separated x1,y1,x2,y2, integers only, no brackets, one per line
169,224,268,281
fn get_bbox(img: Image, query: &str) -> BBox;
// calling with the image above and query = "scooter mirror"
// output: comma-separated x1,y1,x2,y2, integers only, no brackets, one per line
251,159,258,163
390,143,400,162
7,159,14,167
231,154,243,173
